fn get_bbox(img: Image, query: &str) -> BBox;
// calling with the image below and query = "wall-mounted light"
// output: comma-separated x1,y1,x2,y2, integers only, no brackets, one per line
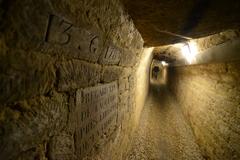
181,41,198,64
161,61,168,66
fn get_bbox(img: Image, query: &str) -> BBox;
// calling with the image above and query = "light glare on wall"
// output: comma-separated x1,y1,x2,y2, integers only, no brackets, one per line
181,41,198,64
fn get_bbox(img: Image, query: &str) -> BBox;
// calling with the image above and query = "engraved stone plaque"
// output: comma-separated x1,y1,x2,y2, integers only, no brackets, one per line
75,82,118,158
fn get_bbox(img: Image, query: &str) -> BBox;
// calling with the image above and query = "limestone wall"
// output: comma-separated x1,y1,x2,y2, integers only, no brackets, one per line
135,48,153,131
168,61,240,159
0,0,147,159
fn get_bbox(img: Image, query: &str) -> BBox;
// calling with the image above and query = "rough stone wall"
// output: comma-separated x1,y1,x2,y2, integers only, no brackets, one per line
194,29,240,53
0,0,144,159
168,61,240,159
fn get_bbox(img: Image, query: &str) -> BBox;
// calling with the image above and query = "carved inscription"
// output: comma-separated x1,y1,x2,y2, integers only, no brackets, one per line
45,15,73,45
99,45,121,64
89,37,99,54
75,82,118,158
104,46,121,62
44,14,101,61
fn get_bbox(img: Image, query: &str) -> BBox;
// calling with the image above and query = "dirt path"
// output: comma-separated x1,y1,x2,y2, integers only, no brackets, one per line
127,83,204,160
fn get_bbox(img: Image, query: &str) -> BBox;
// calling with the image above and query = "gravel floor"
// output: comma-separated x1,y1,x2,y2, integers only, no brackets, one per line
126,83,204,160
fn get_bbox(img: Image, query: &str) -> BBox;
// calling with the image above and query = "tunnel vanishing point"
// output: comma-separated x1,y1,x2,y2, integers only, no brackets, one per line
0,0,240,160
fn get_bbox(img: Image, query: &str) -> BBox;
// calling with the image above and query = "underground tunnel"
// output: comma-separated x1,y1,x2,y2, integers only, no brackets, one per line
0,0,240,159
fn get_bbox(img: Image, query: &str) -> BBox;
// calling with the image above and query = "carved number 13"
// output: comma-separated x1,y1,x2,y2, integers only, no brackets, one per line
45,14,73,45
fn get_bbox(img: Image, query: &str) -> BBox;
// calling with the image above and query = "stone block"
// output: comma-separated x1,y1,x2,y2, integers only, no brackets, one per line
0,92,68,160
119,49,137,67
101,66,131,83
1,0,103,62
118,77,129,94
49,134,75,160
98,42,121,65
117,91,129,127
58,60,101,91
40,14,103,62
14,143,48,160
128,74,136,91
0,50,55,104
1,0,143,63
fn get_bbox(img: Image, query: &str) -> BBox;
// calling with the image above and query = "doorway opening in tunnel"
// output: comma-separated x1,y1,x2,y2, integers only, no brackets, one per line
150,59,168,85
152,66,160,79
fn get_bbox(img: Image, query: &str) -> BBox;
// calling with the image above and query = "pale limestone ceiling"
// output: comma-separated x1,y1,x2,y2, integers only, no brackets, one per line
121,0,240,46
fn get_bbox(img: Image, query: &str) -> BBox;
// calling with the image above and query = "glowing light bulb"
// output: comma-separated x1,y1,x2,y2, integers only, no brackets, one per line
161,61,168,66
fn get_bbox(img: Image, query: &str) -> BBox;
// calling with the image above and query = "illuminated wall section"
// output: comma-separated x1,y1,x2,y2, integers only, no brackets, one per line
168,60,240,159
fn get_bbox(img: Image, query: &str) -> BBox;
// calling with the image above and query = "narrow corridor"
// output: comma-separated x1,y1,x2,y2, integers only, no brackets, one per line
127,83,203,160
0,1,240,159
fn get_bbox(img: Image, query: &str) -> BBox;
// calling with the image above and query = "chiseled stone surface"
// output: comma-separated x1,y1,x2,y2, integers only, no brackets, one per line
101,66,131,83
119,49,139,67
57,60,101,91
0,92,68,160
0,50,55,104
168,61,240,159
74,82,118,159
98,42,121,65
118,77,129,94
1,0,143,62
0,0,144,160
48,133,75,160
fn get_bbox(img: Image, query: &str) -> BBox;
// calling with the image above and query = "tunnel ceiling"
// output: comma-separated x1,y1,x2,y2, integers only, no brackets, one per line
121,0,240,46
152,29,240,64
